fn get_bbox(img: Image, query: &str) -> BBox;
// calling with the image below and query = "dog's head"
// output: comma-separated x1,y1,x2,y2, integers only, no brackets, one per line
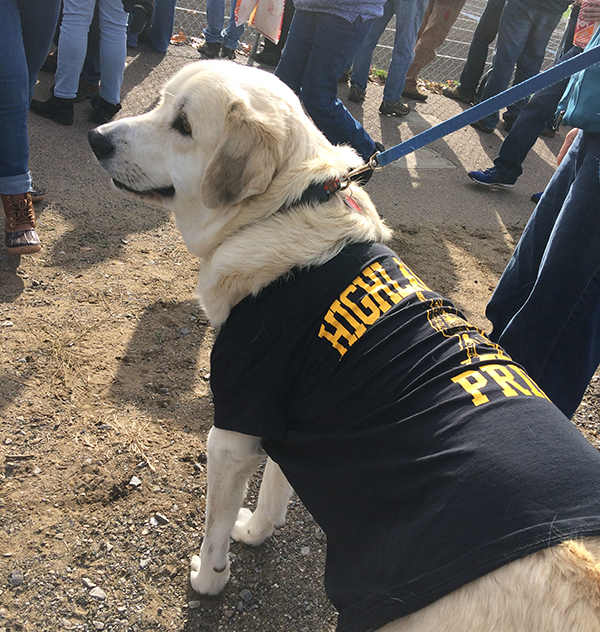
88,61,363,253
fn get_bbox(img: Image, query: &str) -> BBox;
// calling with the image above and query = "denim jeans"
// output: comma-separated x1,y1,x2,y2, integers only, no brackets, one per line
54,0,128,104
275,10,377,162
487,131,600,418
350,0,428,103
203,0,245,49
477,0,563,131
127,0,177,51
493,46,582,182
457,0,505,97
0,0,61,195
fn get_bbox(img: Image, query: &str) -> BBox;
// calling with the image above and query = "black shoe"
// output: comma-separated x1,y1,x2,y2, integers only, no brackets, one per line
442,85,474,104
252,48,281,67
470,120,495,134
348,84,366,103
220,45,236,60
198,41,221,59
30,94,74,126
89,95,122,124
379,99,410,116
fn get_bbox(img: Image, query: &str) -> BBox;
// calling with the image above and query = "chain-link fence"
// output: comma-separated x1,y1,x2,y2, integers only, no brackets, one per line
170,0,569,84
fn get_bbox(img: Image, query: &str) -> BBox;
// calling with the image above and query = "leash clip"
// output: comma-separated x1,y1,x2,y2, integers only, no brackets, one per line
342,150,385,187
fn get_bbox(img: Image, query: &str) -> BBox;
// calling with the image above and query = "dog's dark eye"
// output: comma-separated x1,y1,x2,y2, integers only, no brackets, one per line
173,115,192,137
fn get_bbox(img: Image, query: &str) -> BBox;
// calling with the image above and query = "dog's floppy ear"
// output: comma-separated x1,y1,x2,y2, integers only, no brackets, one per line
201,98,284,209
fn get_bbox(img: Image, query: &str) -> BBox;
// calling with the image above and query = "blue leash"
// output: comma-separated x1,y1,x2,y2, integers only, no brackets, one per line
373,44,600,169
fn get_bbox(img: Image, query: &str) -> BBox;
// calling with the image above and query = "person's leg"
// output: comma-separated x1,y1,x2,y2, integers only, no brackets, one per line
349,2,393,96
80,4,101,93
275,9,316,95
17,0,62,102
293,12,377,161
53,0,96,99
488,132,600,417
149,0,177,52
504,7,563,120
0,0,31,196
475,0,534,131
222,0,245,51
456,0,505,97
382,0,428,104
0,0,56,252
404,0,467,92
493,46,581,182
96,0,128,106
203,0,225,44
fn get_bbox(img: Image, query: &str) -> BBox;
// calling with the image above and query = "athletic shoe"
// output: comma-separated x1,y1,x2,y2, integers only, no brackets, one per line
379,99,410,116
468,167,516,188
531,192,543,203
348,84,366,103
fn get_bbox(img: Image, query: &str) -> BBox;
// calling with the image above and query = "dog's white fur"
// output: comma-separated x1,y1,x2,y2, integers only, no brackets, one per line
90,60,600,631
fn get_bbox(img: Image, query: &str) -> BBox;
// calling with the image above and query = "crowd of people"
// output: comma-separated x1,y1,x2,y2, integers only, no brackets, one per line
1,0,600,416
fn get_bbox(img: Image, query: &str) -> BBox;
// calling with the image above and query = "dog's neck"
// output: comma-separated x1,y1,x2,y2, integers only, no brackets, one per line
195,184,392,327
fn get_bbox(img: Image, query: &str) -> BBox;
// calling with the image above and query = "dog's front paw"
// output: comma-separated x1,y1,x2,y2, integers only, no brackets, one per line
231,507,275,546
189,554,230,595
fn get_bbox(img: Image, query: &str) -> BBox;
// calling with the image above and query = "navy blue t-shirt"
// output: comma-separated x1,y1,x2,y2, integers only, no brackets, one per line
211,243,600,632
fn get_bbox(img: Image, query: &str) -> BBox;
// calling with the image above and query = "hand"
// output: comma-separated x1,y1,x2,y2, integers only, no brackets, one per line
581,0,600,21
557,128,579,166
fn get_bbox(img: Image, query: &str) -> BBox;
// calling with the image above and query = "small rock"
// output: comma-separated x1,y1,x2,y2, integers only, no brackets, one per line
128,476,142,488
82,577,96,589
9,569,24,586
188,600,201,609
140,558,151,569
239,588,252,603
89,587,106,600
153,512,169,525
301,546,310,556
93,621,105,630
1,321,13,327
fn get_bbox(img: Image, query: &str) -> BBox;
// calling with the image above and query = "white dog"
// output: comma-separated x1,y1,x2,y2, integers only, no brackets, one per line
89,60,600,632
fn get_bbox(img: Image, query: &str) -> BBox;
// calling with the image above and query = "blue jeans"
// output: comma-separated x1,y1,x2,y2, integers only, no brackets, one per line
0,0,61,195
493,46,582,182
128,0,177,51
457,0,505,97
54,0,128,104
203,0,245,49
275,10,377,162
487,131,600,418
350,0,428,103
477,0,563,131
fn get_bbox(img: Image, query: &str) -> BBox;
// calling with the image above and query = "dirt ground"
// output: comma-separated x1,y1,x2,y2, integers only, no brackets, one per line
2,45,600,632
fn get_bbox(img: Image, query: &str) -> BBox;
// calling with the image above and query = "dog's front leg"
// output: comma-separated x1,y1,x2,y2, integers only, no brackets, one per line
231,457,293,546
190,427,264,595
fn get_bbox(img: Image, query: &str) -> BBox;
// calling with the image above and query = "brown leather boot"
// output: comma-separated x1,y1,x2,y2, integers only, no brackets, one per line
2,192,42,254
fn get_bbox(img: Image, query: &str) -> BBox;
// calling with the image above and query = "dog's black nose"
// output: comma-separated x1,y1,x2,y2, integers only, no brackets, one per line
88,128,115,160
